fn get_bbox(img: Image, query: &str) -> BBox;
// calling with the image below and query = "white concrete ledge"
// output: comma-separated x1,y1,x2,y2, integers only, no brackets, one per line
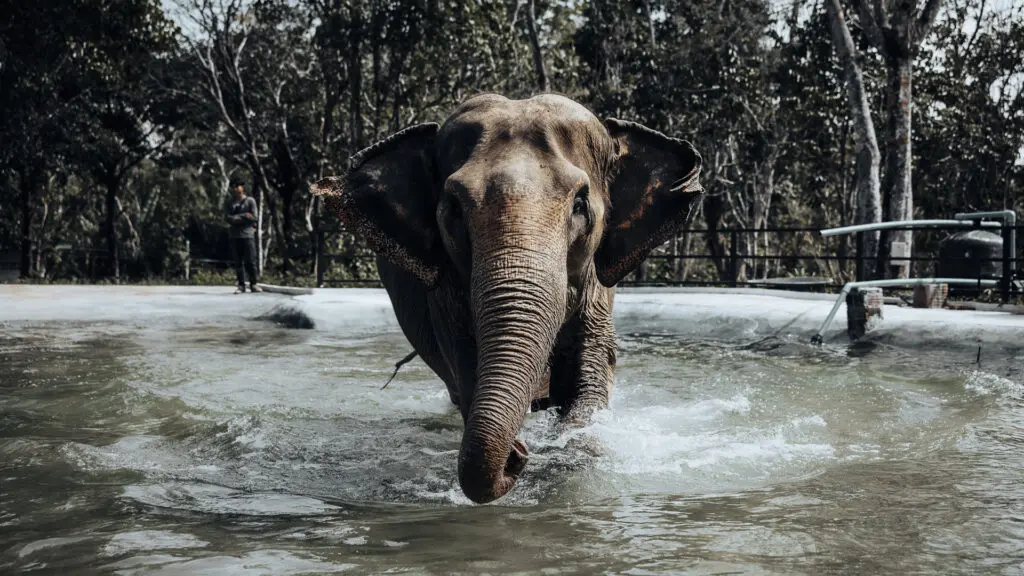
1,285,1021,354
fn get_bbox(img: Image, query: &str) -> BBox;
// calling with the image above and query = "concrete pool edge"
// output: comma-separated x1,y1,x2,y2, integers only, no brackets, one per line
295,287,1024,351
2,285,1022,352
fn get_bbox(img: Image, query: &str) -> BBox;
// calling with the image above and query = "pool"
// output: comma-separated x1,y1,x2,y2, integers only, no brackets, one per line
2,286,1023,574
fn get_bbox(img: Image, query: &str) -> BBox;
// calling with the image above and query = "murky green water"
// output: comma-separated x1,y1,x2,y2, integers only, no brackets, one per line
2,288,1024,574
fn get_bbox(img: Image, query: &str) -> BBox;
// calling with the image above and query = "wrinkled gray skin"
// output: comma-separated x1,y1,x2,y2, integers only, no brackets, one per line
312,94,703,504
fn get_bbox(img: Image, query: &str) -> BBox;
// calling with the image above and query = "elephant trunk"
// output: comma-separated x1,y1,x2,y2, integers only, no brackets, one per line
458,243,565,504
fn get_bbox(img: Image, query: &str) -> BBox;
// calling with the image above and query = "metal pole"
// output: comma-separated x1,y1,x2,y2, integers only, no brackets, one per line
820,219,1000,237
184,239,190,281
810,283,854,345
1002,224,1012,303
1011,225,1018,292
855,231,864,283
316,242,325,288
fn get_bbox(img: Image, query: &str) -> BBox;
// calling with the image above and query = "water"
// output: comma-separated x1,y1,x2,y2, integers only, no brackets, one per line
2,288,1024,574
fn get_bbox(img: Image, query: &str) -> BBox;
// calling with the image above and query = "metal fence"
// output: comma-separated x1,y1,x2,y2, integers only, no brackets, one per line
317,222,1023,300
22,220,1013,301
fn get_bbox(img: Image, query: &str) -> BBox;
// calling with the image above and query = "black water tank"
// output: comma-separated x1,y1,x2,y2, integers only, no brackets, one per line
937,230,1003,279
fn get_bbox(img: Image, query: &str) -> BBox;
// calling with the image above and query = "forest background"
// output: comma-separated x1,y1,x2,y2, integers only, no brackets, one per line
2,0,1022,287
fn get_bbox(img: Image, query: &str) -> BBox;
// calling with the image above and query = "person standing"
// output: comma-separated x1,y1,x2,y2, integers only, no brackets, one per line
224,177,262,293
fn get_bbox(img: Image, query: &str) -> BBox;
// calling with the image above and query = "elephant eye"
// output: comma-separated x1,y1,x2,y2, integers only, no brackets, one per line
445,194,463,221
572,187,589,216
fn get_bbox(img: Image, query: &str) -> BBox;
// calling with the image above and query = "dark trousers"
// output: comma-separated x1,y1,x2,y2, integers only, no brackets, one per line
230,237,259,287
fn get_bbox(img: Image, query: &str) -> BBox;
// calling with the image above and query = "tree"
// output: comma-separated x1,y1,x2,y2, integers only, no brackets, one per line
1,0,1018,287
175,0,297,274
825,0,883,268
0,0,177,280
1,1,93,278
914,0,1024,220
576,0,796,282
850,0,944,278
525,0,550,92
70,1,179,280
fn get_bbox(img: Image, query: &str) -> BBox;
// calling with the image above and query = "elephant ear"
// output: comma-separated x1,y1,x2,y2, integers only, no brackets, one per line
594,118,704,287
311,122,442,287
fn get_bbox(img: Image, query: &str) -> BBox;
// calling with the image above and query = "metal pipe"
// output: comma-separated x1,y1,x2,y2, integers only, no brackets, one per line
820,220,1001,237
809,278,1000,345
953,210,1017,224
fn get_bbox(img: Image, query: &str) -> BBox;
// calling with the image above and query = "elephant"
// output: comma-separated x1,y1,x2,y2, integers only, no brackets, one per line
311,93,703,504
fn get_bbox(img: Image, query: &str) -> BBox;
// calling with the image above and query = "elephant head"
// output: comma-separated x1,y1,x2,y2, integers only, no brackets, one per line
312,94,703,504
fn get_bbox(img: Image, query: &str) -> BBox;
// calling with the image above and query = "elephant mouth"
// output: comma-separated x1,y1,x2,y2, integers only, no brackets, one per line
506,439,529,477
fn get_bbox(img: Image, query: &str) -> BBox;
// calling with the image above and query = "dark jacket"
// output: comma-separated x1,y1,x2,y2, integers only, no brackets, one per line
225,195,258,239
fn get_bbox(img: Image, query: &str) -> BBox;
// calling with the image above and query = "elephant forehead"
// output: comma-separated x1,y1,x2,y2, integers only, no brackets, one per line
438,97,609,186
450,92,599,124
446,148,588,207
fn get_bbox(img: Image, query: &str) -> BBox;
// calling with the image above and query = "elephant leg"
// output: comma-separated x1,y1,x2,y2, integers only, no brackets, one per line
377,258,460,406
549,289,616,423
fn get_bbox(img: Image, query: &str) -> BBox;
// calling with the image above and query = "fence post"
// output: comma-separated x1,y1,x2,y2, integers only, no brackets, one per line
672,234,681,282
316,235,325,288
635,260,648,283
729,229,739,286
855,231,864,283
1002,223,1012,303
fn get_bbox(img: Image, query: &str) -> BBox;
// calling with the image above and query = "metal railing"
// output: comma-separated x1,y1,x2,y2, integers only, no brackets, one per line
316,221,1023,298
804,211,1021,345
821,211,1019,301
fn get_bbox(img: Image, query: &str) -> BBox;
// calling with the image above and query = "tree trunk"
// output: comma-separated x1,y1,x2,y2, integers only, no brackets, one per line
703,195,729,280
634,260,647,282
387,7,417,134
825,0,881,275
17,166,36,279
104,172,121,282
311,196,323,283
257,184,265,274
267,191,285,275
755,165,775,281
680,228,695,281
525,0,548,93
671,234,680,280
370,5,383,137
280,191,294,275
838,117,850,277
641,0,657,46
35,195,49,279
878,57,914,279
348,11,365,150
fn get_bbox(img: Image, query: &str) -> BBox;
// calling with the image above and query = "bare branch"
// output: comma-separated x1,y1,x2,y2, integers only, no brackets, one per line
739,98,766,133
197,41,246,144
963,0,985,57
509,0,522,34
827,0,860,61
525,0,548,92
114,196,142,255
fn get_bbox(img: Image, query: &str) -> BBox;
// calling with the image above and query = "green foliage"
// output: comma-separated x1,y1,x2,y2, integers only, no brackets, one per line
1,0,1021,286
